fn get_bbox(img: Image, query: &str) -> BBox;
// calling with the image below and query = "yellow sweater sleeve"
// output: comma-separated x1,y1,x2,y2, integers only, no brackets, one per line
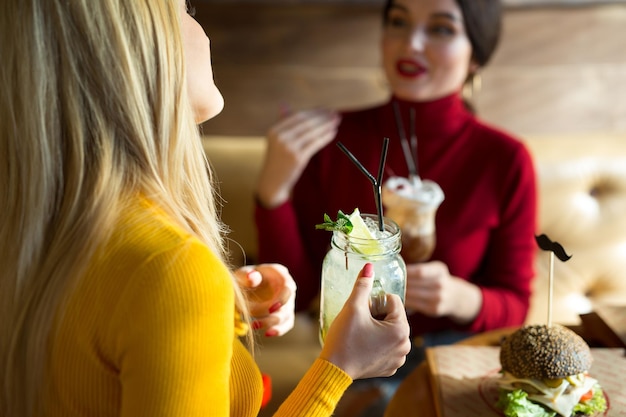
273,358,353,417
109,239,242,417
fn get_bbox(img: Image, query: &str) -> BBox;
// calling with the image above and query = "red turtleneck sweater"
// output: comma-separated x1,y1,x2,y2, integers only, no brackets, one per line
255,93,537,335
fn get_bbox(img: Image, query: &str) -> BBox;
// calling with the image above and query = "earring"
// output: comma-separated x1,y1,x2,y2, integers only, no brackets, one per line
462,72,482,102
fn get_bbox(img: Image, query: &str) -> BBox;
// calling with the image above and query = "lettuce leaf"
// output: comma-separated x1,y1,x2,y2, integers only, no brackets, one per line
497,389,556,417
572,384,607,415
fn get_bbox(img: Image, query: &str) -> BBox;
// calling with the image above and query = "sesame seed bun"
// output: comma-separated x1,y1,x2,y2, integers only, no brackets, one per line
500,324,593,380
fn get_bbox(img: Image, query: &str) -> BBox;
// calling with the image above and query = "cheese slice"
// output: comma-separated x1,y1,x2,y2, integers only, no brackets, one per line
497,372,597,416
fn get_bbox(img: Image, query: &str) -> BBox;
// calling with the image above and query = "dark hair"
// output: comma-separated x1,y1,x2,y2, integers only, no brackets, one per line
382,0,503,68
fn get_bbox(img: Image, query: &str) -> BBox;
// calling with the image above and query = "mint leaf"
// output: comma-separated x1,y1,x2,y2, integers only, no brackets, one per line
315,210,353,233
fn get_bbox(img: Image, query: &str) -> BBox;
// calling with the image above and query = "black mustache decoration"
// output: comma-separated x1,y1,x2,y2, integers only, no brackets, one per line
535,234,572,262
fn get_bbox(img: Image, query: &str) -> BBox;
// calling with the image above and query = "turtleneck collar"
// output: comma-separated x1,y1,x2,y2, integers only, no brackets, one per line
387,92,473,141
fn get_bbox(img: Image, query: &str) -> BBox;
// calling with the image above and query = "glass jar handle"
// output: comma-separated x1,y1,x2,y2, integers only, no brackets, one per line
369,279,387,319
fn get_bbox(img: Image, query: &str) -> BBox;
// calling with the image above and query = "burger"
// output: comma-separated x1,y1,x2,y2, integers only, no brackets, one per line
496,324,607,417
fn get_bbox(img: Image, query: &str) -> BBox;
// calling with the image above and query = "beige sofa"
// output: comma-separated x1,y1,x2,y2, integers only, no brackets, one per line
202,133,626,416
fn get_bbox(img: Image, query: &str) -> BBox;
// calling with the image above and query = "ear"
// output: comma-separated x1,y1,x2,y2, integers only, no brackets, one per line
468,58,480,76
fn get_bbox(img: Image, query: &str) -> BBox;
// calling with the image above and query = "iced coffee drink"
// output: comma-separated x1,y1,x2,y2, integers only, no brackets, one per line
382,176,444,263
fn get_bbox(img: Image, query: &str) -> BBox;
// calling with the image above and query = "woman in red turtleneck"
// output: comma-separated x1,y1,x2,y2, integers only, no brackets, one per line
255,1,536,410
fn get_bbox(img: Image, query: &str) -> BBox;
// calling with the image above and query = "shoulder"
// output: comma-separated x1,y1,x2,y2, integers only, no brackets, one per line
309,101,389,165
92,198,233,308
470,118,533,165
320,99,393,155
339,100,390,127
340,101,387,118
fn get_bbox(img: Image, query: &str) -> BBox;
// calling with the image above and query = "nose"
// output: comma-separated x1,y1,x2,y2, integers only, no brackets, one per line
407,29,426,52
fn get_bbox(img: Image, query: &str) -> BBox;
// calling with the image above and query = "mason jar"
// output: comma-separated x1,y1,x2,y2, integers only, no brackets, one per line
319,214,407,344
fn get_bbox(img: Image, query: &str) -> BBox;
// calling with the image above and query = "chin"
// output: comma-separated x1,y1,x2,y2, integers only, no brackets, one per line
195,91,225,124
390,83,432,101
390,78,461,102
392,86,457,102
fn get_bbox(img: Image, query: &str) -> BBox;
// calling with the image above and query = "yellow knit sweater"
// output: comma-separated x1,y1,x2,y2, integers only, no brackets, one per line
42,197,351,416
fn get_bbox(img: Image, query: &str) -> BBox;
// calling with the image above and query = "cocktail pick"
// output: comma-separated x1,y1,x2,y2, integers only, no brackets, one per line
337,138,389,231
535,234,573,327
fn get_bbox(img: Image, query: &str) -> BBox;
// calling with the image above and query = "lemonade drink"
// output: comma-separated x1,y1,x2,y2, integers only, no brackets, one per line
319,211,406,344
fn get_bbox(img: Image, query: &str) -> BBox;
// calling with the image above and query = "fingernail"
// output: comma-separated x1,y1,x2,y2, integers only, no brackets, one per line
268,302,282,314
363,263,374,278
252,321,263,330
265,329,278,337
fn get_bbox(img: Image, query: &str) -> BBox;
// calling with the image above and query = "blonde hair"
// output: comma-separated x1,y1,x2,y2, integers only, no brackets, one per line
0,0,249,415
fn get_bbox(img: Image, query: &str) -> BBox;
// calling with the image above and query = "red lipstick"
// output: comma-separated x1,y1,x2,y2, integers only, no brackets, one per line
396,59,426,78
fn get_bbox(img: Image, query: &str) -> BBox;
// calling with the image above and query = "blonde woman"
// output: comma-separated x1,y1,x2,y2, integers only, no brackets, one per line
0,1,410,416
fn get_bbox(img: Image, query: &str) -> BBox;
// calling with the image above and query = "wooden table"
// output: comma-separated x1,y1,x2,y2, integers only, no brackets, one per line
384,327,516,417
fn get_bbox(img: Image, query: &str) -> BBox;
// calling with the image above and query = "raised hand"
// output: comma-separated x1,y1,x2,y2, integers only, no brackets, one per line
256,108,341,208
320,263,411,380
234,263,297,337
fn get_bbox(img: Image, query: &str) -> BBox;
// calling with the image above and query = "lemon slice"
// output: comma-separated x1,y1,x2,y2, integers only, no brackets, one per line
347,209,384,255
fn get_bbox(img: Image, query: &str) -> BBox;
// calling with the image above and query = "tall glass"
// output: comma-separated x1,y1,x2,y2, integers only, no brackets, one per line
319,214,407,344
382,177,444,263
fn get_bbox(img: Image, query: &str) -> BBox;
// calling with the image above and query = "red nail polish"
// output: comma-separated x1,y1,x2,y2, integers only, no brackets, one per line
265,329,278,337
269,302,282,314
252,321,263,330
363,263,374,278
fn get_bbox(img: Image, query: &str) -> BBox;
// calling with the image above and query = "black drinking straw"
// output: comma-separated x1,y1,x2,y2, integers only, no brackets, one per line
409,107,419,177
375,138,389,231
392,100,418,179
337,138,389,231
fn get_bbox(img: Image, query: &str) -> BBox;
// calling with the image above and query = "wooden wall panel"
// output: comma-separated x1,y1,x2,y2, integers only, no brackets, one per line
196,3,626,137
